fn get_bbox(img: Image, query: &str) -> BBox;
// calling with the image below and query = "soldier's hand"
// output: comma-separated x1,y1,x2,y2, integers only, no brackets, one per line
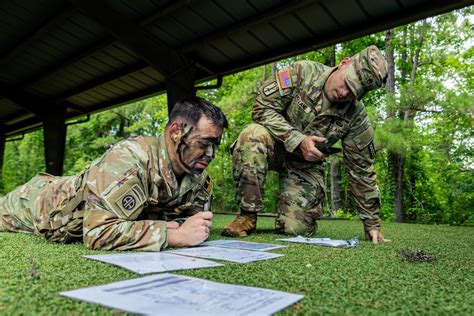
300,136,327,161
166,221,180,229
365,230,391,244
167,211,213,247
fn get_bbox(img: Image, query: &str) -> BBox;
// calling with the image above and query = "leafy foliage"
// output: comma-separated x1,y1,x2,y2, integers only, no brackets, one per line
1,9,472,225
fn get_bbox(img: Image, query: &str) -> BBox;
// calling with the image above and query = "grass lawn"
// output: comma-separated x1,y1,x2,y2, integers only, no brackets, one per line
1,214,473,315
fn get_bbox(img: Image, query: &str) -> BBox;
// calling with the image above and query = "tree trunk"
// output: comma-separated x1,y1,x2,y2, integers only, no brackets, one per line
115,111,130,139
385,29,406,222
391,152,405,222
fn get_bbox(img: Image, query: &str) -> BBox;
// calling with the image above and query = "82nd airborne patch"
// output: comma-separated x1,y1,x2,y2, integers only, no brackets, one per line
122,194,136,210
115,184,146,218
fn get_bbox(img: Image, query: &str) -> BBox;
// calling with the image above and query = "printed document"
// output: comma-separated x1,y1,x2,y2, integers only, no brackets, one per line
60,273,304,315
277,236,360,247
167,246,283,263
201,240,286,251
83,252,223,274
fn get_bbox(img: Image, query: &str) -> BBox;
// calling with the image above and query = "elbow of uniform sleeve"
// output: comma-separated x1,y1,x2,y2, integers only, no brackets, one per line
284,130,306,153
83,209,168,251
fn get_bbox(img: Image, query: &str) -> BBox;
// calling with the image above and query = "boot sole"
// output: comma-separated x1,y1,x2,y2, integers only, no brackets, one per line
221,229,249,237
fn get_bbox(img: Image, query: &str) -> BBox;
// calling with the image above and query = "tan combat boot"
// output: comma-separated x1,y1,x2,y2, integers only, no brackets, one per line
221,212,257,237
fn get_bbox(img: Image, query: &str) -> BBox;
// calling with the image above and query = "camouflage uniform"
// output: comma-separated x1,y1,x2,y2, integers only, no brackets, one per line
0,134,212,251
231,46,387,236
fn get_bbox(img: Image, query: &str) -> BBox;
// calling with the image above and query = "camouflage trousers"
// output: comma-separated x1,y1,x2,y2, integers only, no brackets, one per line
0,172,87,243
233,123,325,236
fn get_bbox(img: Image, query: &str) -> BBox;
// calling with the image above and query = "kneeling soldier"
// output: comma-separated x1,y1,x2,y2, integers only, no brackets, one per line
222,46,390,244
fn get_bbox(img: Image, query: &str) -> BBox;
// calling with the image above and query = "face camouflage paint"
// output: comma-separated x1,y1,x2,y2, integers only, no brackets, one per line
177,123,221,174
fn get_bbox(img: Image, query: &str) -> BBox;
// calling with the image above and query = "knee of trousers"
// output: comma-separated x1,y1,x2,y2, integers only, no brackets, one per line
233,124,275,173
275,211,320,236
233,124,274,158
275,185,324,236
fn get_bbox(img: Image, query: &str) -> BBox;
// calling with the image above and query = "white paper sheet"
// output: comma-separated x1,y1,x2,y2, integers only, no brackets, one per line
83,252,223,274
167,246,283,263
277,236,360,248
201,240,286,251
60,273,304,316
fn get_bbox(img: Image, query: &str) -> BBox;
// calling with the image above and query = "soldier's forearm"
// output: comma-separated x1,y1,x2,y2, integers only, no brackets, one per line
83,209,167,251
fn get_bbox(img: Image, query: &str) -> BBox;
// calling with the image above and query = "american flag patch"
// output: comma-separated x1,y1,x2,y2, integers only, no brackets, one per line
278,68,292,89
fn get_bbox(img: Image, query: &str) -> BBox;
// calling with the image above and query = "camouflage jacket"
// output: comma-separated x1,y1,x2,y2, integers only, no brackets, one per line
83,134,213,251
253,60,381,231
0,134,212,251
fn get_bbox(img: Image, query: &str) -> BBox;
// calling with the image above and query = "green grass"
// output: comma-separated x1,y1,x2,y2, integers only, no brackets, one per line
1,215,473,315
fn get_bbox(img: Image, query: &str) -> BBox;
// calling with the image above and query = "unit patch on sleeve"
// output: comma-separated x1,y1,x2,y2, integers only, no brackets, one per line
263,81,279,96
278,68,293,89
116,184,146,218
102,173,147,220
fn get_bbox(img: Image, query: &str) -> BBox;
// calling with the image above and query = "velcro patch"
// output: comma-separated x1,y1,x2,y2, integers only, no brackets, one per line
368,142,376,159
296,94,311,113
263,81,279,96
278,68,293,89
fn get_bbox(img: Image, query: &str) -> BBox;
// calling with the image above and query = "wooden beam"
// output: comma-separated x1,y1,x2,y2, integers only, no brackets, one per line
167,66,195,113
208,0,471,77
18,0,194,90
0,83,45,117
3,117,43,137
70,0,190,81
0,83,80,122
18,39,114,89
43,105,67,176
53,60,149,102
180,0,321,54
0,109,31,126
70,0,197,111
0,5,73,64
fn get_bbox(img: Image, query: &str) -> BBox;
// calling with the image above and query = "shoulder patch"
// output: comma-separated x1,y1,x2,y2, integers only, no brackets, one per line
116,184,146,217
102,173,147,220
278,68,293,89
263,81,279,96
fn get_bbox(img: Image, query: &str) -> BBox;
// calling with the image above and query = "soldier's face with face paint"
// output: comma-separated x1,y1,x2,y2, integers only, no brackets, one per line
178,116,223,174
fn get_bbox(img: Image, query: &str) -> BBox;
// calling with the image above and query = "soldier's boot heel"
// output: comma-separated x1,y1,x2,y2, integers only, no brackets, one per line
221,212,257,237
